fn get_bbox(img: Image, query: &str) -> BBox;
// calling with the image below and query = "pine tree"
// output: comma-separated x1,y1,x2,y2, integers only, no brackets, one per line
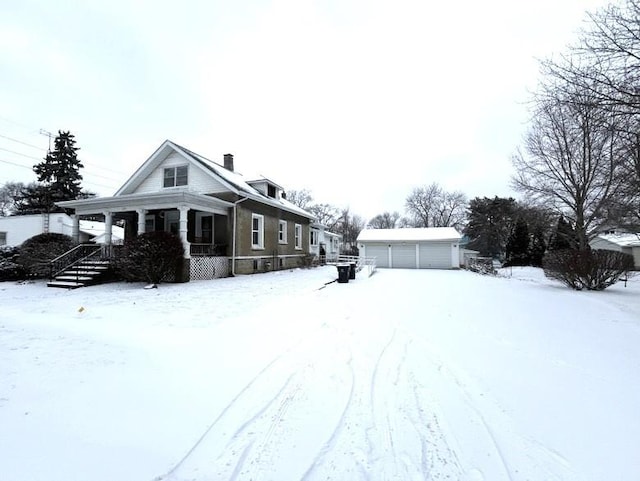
549,215,579,251
32,130,84,209
529,226,547,267
505,217,530,266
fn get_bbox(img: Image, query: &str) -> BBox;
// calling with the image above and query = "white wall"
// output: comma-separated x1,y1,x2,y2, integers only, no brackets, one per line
133,152,229,195
0,213,69,246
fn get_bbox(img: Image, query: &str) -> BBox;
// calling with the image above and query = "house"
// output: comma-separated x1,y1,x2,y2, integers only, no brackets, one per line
57,140,316,281
309,222,342,261
357,227,462,269
0,213,123,247
589,232,640,269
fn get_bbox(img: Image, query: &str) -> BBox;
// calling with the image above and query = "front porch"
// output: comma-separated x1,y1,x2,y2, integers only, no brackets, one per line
58,191,235,282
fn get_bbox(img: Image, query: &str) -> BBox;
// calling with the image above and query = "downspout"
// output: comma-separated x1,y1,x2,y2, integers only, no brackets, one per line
232,195,250,276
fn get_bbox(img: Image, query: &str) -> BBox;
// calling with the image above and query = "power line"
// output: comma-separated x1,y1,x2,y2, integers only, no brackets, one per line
0,133,44,151
0,158,33,170
0,146,41,161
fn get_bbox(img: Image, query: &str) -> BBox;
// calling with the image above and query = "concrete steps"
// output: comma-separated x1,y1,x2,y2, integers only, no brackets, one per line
48,260,113,289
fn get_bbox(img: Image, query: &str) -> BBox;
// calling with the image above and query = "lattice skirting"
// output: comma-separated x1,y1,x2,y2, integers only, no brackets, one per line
190,256,230,280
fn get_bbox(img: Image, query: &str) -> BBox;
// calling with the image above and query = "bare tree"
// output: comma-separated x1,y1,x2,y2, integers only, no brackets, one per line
540,0,640,226
512,83,624,249
368,211,401,229
308,203,341,231
405,183,467,229
336,208,365,254
0,181,25,216
286,189,314,210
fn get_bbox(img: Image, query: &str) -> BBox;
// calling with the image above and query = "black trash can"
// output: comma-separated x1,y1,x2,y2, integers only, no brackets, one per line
349,262,356,280
336,263,350,283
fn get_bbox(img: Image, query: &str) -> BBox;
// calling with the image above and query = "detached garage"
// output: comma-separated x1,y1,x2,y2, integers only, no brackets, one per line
357,227,462,269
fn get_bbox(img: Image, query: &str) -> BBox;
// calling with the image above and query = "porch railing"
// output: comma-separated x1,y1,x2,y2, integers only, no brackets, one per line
49,244,104,279
190,243,227,256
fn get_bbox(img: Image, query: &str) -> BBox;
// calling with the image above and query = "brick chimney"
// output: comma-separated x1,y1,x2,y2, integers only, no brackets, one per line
224,153,234,171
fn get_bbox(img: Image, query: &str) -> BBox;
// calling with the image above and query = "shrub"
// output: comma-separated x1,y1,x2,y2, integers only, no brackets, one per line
115,231,184,284
18,233,76,278
543,249,634,290
0,246,27,281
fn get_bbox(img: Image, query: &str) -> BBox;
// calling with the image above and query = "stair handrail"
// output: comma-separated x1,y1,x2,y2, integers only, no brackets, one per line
49,244,103,280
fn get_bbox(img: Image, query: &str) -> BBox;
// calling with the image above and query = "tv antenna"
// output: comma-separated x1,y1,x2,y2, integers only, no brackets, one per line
39,129,53,152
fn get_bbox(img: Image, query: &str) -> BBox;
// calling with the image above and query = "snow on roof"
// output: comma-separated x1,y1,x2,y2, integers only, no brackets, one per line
357,227,461,242
79,220,124,240
597,233,640,247
173,143,314,220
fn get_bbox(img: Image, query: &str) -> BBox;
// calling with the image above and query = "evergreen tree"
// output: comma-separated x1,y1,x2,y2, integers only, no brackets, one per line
505,218,530,266
32,130,84,208
549,215,579,251
529,226,547,267
464,196,518,258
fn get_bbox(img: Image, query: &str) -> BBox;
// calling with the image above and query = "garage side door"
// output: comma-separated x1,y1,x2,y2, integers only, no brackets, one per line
365,244,389,268
391,244,417,268
418,242,451,269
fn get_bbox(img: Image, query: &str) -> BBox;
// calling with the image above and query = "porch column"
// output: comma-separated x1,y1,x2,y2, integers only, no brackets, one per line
103,211,113,246
72,215,80,243
179,206,190,258
136,209,146,235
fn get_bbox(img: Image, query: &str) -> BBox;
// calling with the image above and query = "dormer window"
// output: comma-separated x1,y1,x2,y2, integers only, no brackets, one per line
267,184,276,198
164,165,188,187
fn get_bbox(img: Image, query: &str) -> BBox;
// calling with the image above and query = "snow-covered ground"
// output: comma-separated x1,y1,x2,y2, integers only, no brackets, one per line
1,266,639,481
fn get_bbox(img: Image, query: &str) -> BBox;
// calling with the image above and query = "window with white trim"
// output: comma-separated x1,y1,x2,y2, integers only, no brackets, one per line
278,220,287,244
294,223,302,249
252,214,264,249
163,165,188,187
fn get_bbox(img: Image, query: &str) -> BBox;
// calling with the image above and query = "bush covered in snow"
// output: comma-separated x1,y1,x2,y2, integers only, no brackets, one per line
0,245,26,281
115,231,184,284
17,233,76,278
543,249,634,290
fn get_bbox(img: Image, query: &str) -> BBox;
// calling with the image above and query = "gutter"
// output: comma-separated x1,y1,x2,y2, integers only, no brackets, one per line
231,195,250,276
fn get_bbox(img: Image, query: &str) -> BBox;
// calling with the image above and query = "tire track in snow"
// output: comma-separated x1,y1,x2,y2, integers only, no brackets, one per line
300,352,356,480
152,349,293,481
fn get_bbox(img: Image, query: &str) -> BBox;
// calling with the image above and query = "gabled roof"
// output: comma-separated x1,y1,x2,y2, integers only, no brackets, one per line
115,140,314,220
357,227,461,242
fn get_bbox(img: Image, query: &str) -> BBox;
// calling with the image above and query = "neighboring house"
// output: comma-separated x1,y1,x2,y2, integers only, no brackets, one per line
57,140,316,280
0,213,123,247
590,232,640,270
309,222,342,261
357,227,462,269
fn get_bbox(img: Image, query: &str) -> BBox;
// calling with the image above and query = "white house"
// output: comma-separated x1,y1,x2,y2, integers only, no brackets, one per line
309,222,342,260
0,213,123,247
589,232,640,269
357,227,462,269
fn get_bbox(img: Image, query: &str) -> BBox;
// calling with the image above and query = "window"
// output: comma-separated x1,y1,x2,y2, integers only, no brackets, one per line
267,184,277,198
163,165,188,187
252,214,264,249
0,232,6,246
145,215,155,232
310,229,319,246
278,220,287,244
295,223,302,249
165,210,180,235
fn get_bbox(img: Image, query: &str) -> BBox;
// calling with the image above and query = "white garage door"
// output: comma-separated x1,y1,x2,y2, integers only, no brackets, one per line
391,244,417,268
365,244,389,268
418,242,452,269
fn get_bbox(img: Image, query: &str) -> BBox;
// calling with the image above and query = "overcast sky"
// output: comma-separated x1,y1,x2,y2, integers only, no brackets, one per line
1,0,612,221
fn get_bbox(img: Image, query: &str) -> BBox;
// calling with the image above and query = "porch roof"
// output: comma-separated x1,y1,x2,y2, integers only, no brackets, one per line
57,191,234,216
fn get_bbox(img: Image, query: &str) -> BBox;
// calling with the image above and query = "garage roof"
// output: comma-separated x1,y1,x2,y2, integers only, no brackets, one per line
358,227,461,242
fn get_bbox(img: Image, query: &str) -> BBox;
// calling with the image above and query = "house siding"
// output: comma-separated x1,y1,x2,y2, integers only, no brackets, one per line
234,200,310,274
133,152,229,195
